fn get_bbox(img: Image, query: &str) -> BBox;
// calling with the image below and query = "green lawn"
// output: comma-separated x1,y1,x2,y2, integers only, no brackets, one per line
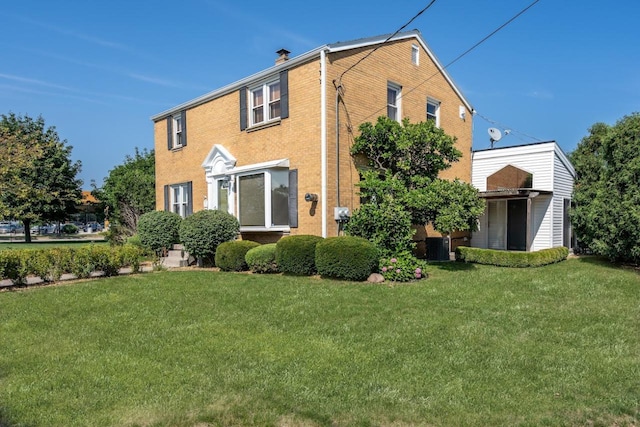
0,258,638,426
0,240,107,251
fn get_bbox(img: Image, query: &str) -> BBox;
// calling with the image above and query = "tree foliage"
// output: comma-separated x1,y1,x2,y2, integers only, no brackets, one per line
93,148,155,234
0,113,82,242
346,117,484,254
570,112,640,263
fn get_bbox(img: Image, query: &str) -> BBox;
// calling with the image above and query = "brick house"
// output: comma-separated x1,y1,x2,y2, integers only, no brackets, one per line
152,30,473,244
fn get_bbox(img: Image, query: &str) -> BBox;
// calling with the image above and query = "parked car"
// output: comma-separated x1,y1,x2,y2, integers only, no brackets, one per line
0,221,23,234
85,222,103,232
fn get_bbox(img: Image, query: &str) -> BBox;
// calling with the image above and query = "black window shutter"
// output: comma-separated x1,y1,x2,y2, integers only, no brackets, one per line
186,181,193,216
280,70,289,119
181,109,187,147
288,169,298,228
239,87,248,130
164,185,170,211
166,117,173,150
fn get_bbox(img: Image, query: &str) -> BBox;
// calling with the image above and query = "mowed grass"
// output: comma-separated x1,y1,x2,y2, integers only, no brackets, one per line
0,240,107,251
0,258,638,426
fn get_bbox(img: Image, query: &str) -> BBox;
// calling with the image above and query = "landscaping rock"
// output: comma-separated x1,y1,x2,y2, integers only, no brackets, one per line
367,273,385,283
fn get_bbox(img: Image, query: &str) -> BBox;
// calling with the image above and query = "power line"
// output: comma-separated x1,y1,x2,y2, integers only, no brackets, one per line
360,0,542,123
475,111,543,143
337,0,437,84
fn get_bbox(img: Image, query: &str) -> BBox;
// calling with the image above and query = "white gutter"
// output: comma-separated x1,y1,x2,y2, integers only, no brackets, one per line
320,48,328,238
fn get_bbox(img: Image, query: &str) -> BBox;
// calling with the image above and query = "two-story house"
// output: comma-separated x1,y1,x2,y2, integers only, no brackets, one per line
152,30,473,244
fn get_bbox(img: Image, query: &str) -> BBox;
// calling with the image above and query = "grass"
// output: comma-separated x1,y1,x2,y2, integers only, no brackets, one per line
0,240,107,251
0,257,638,426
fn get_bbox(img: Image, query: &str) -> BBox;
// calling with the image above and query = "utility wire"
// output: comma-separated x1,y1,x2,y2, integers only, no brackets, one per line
475,111,543,142
360,0,542,122
337,0,437,84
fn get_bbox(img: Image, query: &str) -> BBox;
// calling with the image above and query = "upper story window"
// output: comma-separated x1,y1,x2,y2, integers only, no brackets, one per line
411,44,419,65
427,98,440,127
240,70,289,131
251,80,281,126
166,109,187,150
387,83,402,122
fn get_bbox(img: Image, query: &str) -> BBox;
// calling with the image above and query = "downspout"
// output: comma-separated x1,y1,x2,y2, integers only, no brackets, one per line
320,48,328,238
335,81,342,235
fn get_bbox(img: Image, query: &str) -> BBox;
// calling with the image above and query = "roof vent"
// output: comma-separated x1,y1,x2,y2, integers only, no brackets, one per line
275,48,290,65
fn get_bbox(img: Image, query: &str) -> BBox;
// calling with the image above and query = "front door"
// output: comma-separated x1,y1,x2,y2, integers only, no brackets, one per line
217,179,229,213
507,199,527,251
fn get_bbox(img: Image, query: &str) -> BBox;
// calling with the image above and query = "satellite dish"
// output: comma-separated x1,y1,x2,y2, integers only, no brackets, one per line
488,127,502,148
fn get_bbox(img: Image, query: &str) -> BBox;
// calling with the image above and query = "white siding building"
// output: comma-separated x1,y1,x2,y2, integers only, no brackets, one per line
471,141,575,251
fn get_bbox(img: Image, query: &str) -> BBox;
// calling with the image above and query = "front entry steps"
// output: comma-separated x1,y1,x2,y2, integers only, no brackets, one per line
161,244,192,268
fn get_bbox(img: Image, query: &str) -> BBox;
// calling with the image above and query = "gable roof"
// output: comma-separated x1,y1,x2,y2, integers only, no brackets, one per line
151,30,472,122
473,141,576,179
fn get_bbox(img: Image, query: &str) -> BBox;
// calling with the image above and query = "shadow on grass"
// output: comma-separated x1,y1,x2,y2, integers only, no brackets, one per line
0,408,16,427
427,260,476,272
573,255,639,272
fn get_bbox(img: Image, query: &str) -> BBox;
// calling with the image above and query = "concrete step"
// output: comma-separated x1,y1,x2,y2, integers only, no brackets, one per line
161,244,191,268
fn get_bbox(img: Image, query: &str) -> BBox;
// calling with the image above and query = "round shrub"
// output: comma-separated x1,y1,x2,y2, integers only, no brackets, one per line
215,240,260,272
315,236,379,281
276,235,324,275
61,224,79,234
379,251,428,282
137,210,182,254
245,243,278,274
179,209,239,265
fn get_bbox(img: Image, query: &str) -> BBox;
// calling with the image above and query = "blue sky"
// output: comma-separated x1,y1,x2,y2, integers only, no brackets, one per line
1,0,638,188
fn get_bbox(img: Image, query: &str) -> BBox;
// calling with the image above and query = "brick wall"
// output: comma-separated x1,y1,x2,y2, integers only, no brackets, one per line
154,35,473,239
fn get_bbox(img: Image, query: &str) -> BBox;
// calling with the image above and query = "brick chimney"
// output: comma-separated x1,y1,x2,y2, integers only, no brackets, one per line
275,49,290,65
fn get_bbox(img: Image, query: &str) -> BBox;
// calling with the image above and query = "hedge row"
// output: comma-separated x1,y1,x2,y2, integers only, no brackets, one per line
213,235,380,281
0,244,145,286
455,246,569,267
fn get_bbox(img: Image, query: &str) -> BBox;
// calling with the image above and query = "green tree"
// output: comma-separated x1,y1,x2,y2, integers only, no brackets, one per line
93,148,155,236
0,113,82,242
570,113,640,263
346,117,484,254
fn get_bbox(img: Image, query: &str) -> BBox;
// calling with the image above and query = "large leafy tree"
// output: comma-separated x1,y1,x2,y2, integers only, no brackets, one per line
571,113,640,263
0,113,82,242
346,117,484,254
93,148,155,236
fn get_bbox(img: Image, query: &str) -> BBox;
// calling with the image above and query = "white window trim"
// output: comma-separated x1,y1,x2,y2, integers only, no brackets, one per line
427,97,441,127
411,44,419,65
387,82,402,122
249,78,281,127
236,168,290,232
171,113,183,149
170,183,189,217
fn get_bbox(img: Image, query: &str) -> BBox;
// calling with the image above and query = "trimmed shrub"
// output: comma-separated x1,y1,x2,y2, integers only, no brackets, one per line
179,210,239,266
61,224,79,234
245,243,278,274
47,248,74,281
455,246,569,267
276,235,324,275
137,210,182,254
380,251,429,282
0,250,29,286
0,245,146,285
215,240,260,272
315,236,379,281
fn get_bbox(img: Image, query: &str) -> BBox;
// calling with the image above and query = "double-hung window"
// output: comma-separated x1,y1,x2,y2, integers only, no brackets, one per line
387,83,401,122
166,110,187,150
250,80,281,126
426,98,440,127
238,169,290,229
165,182,192,218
